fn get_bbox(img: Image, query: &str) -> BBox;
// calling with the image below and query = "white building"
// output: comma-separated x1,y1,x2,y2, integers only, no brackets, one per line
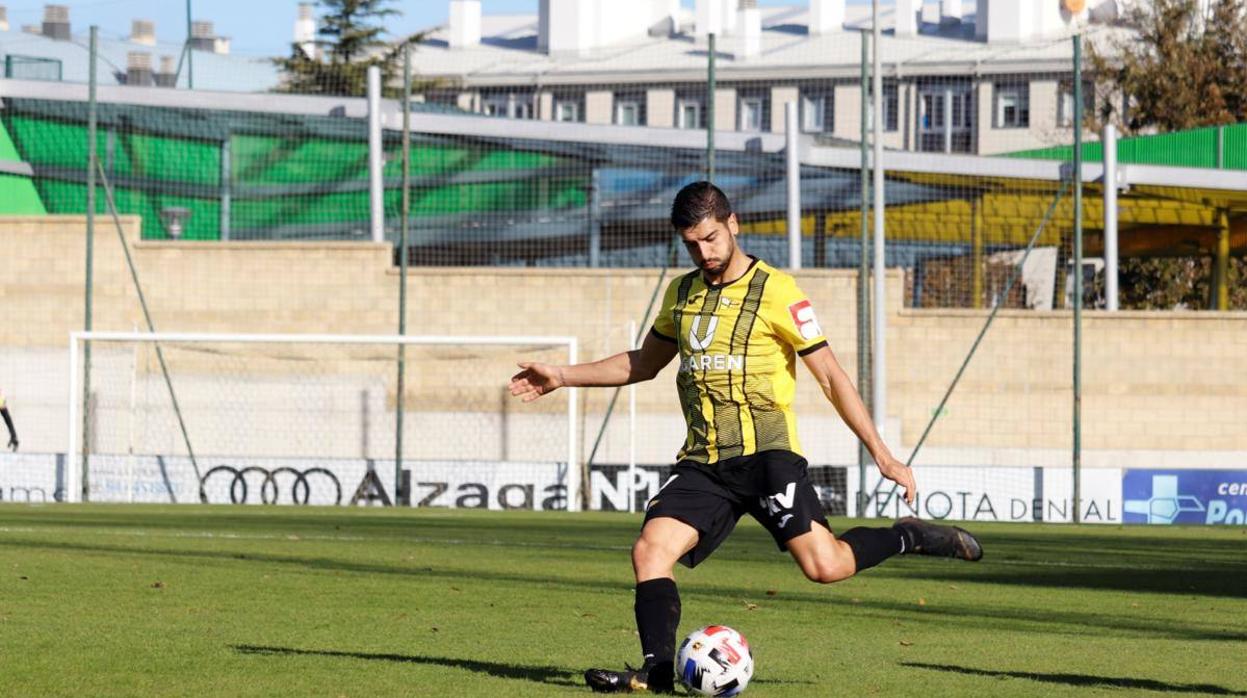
413,0,1135,155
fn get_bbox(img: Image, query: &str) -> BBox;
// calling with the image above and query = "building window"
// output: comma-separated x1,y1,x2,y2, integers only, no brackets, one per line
801,91,832,133
615,94,646,126
554,95,582,123
738,92,768,132
424,92,459,109
677,94,705,130
995,82,1030,129
482,93,535,119
918,81,974,153
867,83,899,133
482,95,509,118
1057,81,1094,127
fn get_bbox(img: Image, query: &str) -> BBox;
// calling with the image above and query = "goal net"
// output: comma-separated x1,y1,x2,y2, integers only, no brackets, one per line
67,332,579,509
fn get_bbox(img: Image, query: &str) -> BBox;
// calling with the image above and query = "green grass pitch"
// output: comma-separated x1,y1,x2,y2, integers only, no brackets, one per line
1,505,1244,697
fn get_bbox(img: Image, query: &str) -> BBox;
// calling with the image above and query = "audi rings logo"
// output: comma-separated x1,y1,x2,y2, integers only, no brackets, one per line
199,465,343,505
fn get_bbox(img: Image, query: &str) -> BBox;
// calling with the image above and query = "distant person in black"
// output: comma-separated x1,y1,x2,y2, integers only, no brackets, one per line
1,390,17,451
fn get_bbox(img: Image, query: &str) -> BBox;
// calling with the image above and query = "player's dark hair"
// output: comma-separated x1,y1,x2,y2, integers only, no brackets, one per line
670,181,732,230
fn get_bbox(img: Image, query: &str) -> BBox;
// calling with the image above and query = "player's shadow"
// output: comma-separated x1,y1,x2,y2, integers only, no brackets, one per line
232,644,580,687
901,662,1247,696
233,644,816,690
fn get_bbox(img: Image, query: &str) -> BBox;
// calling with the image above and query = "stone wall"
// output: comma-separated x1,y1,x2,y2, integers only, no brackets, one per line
1,216,1243,465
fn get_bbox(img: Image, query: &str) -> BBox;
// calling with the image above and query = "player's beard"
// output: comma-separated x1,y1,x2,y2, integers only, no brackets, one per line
699,239,736,276
699,257,726,274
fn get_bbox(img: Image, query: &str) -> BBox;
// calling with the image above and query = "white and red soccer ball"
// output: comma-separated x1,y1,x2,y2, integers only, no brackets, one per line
676,625,754,697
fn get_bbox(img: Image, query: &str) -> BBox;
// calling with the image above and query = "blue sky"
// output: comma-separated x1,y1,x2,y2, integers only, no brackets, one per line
4,1,878,56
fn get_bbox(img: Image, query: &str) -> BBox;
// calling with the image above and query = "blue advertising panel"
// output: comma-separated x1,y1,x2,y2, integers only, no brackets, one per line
1122,470,1247,525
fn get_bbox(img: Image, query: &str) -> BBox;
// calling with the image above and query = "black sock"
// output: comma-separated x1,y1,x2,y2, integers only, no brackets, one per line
840,526,907,572
634,578,680,687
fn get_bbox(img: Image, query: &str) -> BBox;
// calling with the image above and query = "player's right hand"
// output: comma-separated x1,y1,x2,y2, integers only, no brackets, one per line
509,362,565,402
7,437,17,452
876,455,916,506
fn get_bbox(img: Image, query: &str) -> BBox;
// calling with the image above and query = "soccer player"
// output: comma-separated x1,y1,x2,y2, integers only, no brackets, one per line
1,390,17,451
509,182,982,694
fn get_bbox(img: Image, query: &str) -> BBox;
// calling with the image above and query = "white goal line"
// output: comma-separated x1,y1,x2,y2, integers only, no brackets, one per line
65,331,580,507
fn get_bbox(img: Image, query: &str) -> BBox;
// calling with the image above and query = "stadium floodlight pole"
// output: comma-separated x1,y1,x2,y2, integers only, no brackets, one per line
396,43,411,506
367,65,384,244
785,101,801,270
707,33,716,183
81,25,99,502
857,28,872,517
871,0,887,435
1072,34,1084,524
1103,123,1118,311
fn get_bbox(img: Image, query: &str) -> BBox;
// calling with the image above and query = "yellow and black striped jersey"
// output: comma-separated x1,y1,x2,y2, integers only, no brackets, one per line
651,257,827,465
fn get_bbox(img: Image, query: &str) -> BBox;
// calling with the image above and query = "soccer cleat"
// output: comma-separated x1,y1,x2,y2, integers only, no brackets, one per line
584,660,675,694
895,516,983,561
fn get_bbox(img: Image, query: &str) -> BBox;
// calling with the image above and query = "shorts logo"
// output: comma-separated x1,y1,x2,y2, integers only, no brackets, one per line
787,300,822,341
777,513,794,529
760,482,797,516
688,316,719,352
646,474,679,510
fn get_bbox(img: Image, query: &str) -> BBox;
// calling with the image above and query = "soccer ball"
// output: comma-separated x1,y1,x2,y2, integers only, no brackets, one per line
676,625,753,697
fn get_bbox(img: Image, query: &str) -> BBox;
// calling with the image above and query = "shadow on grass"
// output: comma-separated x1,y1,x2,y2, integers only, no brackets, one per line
901,662,1247,695
6,509,1246,599
889,559,1247,600
233,644,580,687
3,536,1246,645
231,644,815,689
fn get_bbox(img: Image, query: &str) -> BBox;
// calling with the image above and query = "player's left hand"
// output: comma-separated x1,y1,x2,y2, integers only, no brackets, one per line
7,437,17,452
875,455,916,506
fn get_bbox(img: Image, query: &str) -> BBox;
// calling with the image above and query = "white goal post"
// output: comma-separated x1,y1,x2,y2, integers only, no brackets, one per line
67,331,579,508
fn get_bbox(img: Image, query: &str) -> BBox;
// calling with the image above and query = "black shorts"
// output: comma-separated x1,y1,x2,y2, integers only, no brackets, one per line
643,450,831,568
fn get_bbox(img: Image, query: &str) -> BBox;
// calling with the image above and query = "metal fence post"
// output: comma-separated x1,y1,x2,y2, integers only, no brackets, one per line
368,65,384,244
589,169,602,268
786,101,801,270
857,28,872,517
81,25,99,502
707,33,716,183
1216,209,1230,311
1103,123,1118,311
1072,34,1084,524
396,46,411,505
871,0,886,433
185,0,194,89
220,135,231,241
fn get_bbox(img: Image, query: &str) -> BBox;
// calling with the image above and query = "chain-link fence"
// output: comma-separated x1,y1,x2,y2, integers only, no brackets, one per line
1,2,1244,521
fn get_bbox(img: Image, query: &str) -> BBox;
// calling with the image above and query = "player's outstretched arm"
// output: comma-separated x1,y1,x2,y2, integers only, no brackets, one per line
509,331,678,402
800,345,916,505
1,406,17,452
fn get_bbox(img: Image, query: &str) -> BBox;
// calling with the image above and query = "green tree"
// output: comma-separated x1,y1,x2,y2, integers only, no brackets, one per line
1088,0,1246,310
273,0,426,97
